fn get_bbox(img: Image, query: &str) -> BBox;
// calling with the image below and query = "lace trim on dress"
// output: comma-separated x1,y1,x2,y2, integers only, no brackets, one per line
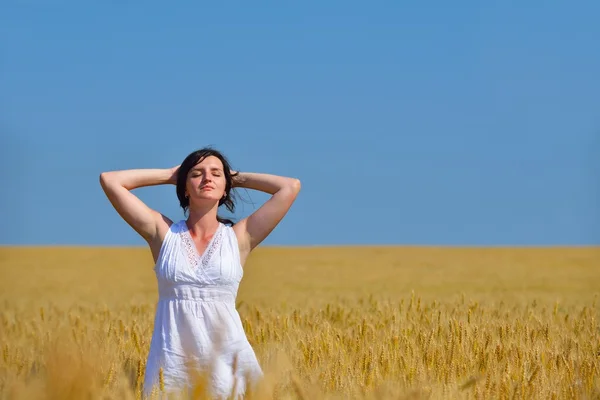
181,222,223,270
201,227,222,268
181,226,199,270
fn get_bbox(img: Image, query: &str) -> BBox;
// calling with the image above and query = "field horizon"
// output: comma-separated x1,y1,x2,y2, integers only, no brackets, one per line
3,244,599,249
1,246,599,398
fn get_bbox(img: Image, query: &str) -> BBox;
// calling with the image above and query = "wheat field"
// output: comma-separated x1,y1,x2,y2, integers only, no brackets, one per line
0,246,599,399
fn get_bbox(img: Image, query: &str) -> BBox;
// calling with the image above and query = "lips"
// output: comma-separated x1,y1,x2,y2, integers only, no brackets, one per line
200,186,214,191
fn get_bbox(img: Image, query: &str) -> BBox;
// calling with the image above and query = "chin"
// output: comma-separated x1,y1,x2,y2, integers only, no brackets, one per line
195,194,221,202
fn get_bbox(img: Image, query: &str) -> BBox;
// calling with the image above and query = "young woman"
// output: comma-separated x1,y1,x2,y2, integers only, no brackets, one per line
99,148,301,398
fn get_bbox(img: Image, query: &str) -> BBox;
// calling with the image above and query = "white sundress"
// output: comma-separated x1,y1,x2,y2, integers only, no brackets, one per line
143,220,263,398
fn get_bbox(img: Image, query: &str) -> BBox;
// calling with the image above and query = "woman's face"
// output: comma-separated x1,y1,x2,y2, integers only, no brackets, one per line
185,156,227,206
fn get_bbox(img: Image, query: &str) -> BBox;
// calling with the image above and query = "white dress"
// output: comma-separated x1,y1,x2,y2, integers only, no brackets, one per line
143,220,263,398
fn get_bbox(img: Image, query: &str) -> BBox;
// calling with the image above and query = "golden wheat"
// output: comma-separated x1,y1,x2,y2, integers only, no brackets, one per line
0,246,599,399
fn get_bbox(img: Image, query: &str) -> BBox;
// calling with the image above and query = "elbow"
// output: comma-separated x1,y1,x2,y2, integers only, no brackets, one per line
291,178,301,193
273,178,301,198
99,172,108,187
288,178,301,195
99,171,116,189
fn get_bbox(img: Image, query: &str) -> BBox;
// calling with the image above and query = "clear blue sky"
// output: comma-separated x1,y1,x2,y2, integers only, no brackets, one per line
1,1,598,246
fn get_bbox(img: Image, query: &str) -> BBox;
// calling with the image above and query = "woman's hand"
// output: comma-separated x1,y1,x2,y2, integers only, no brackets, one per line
168,165,181,185
231,170,245,188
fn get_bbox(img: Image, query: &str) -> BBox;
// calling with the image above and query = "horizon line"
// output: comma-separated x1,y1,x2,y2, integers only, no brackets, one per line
1,244,599,250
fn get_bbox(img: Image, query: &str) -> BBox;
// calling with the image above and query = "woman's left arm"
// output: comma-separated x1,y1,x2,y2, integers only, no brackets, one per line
232,171,301,256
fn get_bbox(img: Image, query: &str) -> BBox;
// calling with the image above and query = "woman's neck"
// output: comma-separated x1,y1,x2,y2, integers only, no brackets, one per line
185,205,220,237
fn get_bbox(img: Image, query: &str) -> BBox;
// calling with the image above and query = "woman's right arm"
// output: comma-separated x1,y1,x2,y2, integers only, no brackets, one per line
99,167,178,245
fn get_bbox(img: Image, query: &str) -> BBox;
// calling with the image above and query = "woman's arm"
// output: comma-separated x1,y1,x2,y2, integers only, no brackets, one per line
232,171,301,257
99,167,178,244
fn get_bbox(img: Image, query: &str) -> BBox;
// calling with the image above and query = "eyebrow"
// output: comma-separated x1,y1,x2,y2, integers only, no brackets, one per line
191,166,223,172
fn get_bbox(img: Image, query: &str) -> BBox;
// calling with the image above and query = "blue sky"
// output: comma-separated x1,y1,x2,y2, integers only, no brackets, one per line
1,1,598,246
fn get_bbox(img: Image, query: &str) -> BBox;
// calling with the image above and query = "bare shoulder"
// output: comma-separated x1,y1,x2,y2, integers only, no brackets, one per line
232,220,252,266
154,211,174,238
148,211,175,263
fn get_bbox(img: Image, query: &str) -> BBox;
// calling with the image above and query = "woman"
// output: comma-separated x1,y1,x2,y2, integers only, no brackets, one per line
99,147,301,398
